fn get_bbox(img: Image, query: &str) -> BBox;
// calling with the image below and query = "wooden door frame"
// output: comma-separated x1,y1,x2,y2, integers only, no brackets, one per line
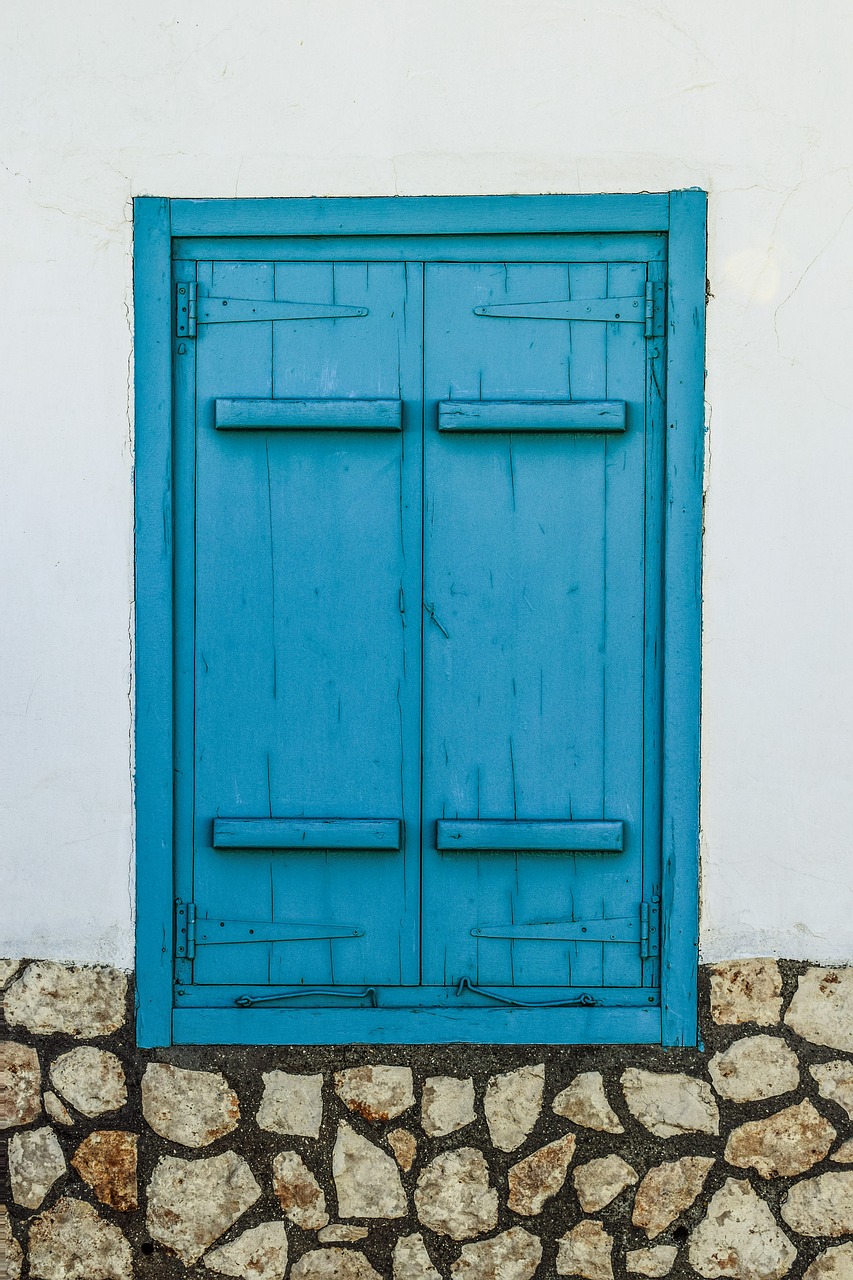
134,192,706,1047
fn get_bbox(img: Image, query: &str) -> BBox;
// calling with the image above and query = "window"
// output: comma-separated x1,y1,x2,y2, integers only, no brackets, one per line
134,194,705,1046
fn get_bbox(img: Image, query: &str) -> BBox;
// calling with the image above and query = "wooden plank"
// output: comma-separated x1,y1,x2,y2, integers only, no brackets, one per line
170,194,671,238
174,1004,662,1044
215,398,402,431
438,400,625,433
660,189,706,1047
133,197,175,1049
174,232,669,263
213,817,401,850
436,820,623,852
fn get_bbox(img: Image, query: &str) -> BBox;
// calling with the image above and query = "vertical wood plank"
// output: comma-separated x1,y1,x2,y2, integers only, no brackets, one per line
133,197,174,1048
661,190,706,1046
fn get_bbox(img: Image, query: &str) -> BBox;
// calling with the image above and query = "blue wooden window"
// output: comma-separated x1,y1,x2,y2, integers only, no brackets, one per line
134,194,706,1047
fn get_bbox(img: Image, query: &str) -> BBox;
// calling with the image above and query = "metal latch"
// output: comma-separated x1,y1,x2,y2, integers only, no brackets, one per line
176,283,197,338
175,899,196,960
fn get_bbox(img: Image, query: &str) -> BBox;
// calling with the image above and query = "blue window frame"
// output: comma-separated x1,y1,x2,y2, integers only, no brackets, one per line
134,193,706,1048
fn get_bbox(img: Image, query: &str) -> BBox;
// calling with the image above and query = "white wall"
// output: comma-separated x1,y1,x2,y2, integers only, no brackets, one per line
2,0,852,968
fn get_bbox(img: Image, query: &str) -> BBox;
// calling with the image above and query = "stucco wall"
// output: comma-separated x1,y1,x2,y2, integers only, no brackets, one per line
1,1,852,967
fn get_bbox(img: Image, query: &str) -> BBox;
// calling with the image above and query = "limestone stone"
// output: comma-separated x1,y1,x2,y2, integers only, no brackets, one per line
4,962,127,1038
573,1153,638,1213
272,1150,329,1229
621,1067,719,1137
393,1233,441,1280
0,1206,23,1280
50,1047,126,1117
318,1225,370,1243
626,1246,679,1277
71,1131,138,1212
785,969,853,1052
507,1133,576,1215
832,1140,853,1164
811,1061,853,1121
291,1249,381,1280
0,959,21,988
804,1243,853,1280
689,1178,796,1280
781,1171,853,1236
334,1065,415,1121
28,1197,132,1280
333,1121,407,1218
146,1151,261,1265
552,1070,624,1133
387,1127,417,1171
710,959,783,1026
44,1090,74,1125
484,1063,545,1151
421,1074,476,1137
415,1147,498,1241
451,1227,543,1280
724,1100,836,1179
203,1223,289,1280
632,1155,716,1239
0,1040,41,1128
9,1125,66,1208
256,1070,323,1139
556,1220,614,1280
141,1061,240,1147
709,1035,800,1102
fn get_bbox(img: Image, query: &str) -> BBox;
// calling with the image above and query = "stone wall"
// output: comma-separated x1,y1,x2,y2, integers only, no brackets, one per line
3,959,853,1280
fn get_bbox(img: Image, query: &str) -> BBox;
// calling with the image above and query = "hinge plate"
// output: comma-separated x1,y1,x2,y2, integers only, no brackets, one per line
175,899,196,960
640,897,661,959
645,281,665,338
176,282,197,338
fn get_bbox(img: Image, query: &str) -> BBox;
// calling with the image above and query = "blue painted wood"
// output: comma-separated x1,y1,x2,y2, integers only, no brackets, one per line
659,190,706,1047
213,818,401,850
436,820,624,852
176,982,657,1008
133,197,174,1049
173,1005,662,1044
421,259,651,995
437,401,626,433
214,398,402,431
174,233,668,264
186,260,423,990
136,193,705,1045
170,194,671,237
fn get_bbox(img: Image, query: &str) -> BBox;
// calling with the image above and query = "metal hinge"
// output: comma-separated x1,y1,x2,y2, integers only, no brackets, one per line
175,899,196,960
644,281,665,338
640,897,661,959
176,282,197,338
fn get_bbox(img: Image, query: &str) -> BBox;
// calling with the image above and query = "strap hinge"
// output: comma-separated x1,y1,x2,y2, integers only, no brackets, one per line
645,280,665,338
176,282,197,338
640,897,661,959
175,899,196,960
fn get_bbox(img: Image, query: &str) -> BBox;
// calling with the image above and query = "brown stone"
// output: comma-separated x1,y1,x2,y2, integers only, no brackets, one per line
28,1197,132,1280
3,962,127,1038
72,1131,138,1212
785,969,853,1052
451,1227,543,1279
709,959,783,1026
0,1040,41,1128
387,1127,417,1171
556,1220,613,1280
334,1066,414,1122
573,1154,638,1213
632,1156,716,1239
803,1243,853,1280
507,1133,576,1215
724,1100,836,1179
689,1178,796,1280
272,1150,329,1230
781,1171,853,1236
291,1249,381,1280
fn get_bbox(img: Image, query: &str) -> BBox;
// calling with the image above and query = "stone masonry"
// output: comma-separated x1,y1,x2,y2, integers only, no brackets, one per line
3,958,853,1278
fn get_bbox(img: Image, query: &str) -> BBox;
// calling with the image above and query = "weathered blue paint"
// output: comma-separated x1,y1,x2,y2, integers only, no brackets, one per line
134,193,705,1048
